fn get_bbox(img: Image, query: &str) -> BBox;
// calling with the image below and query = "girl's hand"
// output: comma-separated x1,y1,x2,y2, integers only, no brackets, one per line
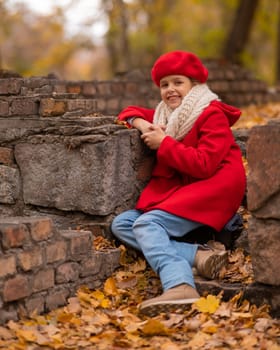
141,125,166,150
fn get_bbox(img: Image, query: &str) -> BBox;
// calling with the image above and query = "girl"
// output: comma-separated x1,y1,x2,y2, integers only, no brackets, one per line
111,51,246,316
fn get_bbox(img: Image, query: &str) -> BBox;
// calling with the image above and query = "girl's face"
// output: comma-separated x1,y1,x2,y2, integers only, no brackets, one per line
159,75,193,110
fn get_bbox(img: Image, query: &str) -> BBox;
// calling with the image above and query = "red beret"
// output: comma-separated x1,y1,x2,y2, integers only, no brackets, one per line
151,50,208,86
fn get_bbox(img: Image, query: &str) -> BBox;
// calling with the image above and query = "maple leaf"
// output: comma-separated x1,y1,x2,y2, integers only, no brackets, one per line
195,294,220,314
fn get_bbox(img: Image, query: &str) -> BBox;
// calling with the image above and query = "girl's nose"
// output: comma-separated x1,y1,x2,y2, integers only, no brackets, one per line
167,84,175,91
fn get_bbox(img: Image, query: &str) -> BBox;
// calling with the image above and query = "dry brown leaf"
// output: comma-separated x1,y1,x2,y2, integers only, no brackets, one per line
141,319,169,336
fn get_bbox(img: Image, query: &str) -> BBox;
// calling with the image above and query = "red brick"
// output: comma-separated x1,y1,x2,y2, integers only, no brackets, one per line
56,262,80,283
96,99,106,111
80,254,103,277
82,83,97,96
0,147,14,166
28,217,54,241
3,275,30,302
0,79,23,95
107,98,120,111
97,82,112,95
32,269,54,292
0,255,16,277
0,100,9,116
66,84,81,94
18,247,43,271
67,99,96,112
61,230,92,256
25,296,45,315
53,83,67,94
45,290,69,311
0,223,29,249
111,82,124,95
10,98,38,116
39,98,66,117
125,82,139,95
46,240,67,263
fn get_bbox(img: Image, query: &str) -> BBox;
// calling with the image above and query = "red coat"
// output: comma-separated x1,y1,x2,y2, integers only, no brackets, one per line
118,101,246,231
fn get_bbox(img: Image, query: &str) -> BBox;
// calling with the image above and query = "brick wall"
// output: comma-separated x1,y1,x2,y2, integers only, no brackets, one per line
0,60,279,122
0,216,120,324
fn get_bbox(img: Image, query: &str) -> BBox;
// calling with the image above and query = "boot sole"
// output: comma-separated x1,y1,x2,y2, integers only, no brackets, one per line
202,251,229,279
139,298,199,317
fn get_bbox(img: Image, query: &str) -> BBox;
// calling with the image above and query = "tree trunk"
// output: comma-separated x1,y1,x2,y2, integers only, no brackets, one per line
223,0,260,63
104,0,131,75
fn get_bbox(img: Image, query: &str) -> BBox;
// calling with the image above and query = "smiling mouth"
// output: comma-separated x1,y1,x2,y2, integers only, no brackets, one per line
168,95,179,100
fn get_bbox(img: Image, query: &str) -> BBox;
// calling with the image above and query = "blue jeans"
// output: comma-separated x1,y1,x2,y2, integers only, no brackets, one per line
111,209,203,291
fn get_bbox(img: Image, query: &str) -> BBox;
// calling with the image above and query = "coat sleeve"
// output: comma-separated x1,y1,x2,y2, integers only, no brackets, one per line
157,109,234,179
118,105,155,123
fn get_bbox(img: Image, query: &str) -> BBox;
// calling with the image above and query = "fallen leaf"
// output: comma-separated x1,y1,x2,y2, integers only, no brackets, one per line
104,277,119,296
195,294,220,314
141,319,169,336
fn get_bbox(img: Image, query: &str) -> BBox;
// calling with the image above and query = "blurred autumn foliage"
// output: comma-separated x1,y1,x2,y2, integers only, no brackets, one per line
1,0,279,83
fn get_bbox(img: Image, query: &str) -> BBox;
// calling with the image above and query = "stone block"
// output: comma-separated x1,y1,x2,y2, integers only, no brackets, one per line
10,98,38,116
0,100,9,116
0,307,18,324
248,217,280,285
0,79,23,95
82,83,97,96
32,269,55,292
0,165,20,204
106,98,120,113
61,230,92,256
0,147,14,166
39,98,66,116
14,131,139,215
0,255,16,278
18,247,43,271
66,84,81,94
25,295,45,315
27,217,54,241
46,240,67,263
80,253,103,277
66,99,97,112
3,275,30,301
45,289,69,311
97,82,112,95
247,121,280,219
53,83,67,94
0,223,29,249
56,262,80,283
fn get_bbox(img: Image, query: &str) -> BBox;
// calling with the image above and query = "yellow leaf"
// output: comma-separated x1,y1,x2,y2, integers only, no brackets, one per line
141,319,169,336
104,277,119,296
91,290,106,301
16,329,36,342
100,298,111,308
195,295,220,314
56,312,75,323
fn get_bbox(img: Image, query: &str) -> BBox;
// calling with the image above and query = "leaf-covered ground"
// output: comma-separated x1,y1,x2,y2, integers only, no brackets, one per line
0,243,279,350
0,103,280,350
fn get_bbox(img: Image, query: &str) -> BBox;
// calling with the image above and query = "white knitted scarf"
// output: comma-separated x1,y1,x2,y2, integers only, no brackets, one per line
153,84,219,140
